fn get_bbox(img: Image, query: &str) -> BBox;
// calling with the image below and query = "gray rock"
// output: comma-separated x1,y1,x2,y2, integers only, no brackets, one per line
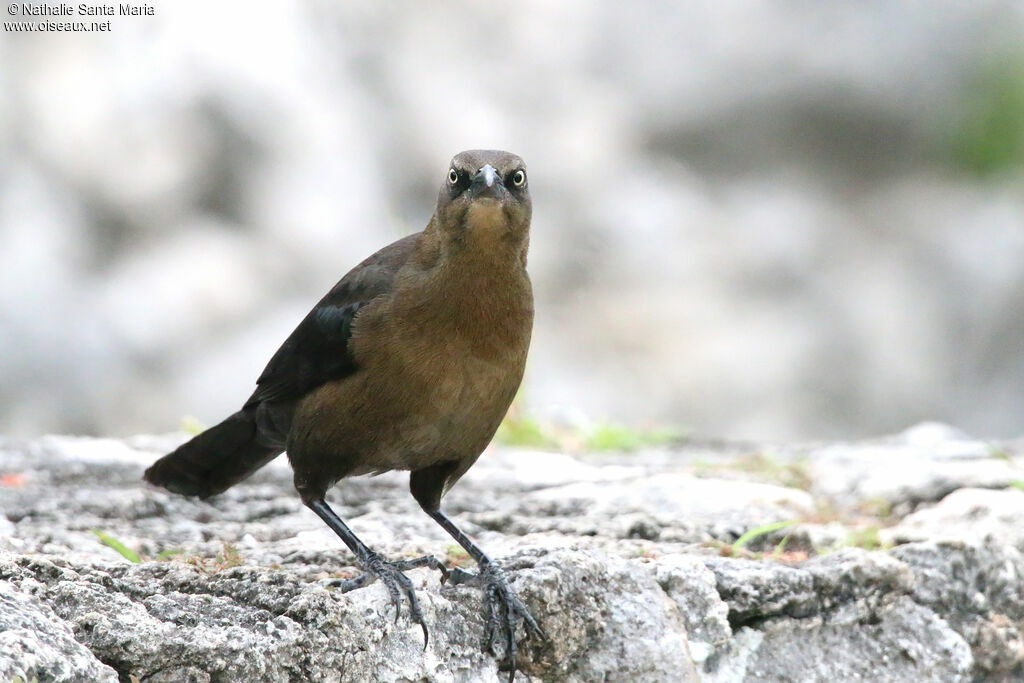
803,423,1024,510
655,555,732,663
884,488,1024,549
708,598,972,683
703,551,972,681
2,432,1024,680
0,548,699,682
518,551,699,682
0,581,118,682
508,473,814,544
894,541,1024,677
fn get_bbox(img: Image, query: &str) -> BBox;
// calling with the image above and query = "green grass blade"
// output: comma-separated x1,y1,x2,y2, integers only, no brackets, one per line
773,533,791,556
92,529,142,563
732,520,799,554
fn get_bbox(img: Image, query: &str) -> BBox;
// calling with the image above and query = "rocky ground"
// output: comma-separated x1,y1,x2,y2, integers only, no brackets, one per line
3,422,1024,681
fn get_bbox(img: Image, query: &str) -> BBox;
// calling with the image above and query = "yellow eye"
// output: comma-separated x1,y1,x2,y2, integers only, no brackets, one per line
448,168,459,184
511,170,526,187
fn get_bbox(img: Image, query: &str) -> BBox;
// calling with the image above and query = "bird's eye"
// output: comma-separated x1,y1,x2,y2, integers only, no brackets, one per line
511,170,526,187
448,168,459,185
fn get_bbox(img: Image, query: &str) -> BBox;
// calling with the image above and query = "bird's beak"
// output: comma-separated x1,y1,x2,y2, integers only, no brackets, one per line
469,165,503,200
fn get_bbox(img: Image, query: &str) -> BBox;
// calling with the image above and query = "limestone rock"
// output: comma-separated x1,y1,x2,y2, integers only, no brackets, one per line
1,431,1023,680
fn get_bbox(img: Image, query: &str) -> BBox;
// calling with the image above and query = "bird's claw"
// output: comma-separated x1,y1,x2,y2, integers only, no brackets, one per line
327,553,448,647
449,562,544,681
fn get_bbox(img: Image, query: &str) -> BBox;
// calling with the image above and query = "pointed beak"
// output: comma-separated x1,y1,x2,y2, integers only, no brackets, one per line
469,164,503,199
479,165,497,187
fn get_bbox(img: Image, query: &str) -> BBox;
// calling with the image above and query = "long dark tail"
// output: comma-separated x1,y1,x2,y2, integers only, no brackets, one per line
144,411,282,499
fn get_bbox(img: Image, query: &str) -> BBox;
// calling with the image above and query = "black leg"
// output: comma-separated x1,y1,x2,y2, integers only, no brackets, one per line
307,499,448,646
428,509,545,682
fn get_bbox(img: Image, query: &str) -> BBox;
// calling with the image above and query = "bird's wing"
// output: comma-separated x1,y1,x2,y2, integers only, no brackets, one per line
244,232,420,408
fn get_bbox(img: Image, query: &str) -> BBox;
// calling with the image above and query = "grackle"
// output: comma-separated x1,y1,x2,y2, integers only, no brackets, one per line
145,150,544,679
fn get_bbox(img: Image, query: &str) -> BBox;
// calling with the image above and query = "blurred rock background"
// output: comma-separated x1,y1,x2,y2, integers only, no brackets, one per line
1,0,1023,440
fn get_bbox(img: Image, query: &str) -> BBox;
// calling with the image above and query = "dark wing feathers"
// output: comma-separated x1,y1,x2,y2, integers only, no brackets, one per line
242,302,362,407
315,301,367,339
244,233,419,409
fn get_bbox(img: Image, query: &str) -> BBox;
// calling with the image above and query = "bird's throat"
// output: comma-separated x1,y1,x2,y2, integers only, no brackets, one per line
464,200,511,241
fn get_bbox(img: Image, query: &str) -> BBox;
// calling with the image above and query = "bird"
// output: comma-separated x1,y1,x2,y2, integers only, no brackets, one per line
144,149,544,680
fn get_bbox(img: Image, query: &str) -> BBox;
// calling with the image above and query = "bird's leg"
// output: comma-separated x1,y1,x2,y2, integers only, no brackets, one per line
428,509,544,680
307,499,448,646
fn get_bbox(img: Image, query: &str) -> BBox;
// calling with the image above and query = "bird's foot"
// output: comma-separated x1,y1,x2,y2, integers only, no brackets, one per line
327,553,449,646
449,562,545,681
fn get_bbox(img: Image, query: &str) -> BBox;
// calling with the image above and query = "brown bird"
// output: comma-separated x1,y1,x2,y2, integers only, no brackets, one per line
144,149,543,678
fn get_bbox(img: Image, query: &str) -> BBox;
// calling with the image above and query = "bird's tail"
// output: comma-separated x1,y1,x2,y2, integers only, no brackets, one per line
144,411,282,499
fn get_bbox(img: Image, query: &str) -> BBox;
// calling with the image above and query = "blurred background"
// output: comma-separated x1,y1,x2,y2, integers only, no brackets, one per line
1,1,1023,441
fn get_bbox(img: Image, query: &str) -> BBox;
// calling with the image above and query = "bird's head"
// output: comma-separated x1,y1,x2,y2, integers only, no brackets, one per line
434,149,531,246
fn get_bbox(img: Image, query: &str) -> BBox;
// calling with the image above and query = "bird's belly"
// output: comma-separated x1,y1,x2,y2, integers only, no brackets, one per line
377,352,517,467
289,348,521,477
